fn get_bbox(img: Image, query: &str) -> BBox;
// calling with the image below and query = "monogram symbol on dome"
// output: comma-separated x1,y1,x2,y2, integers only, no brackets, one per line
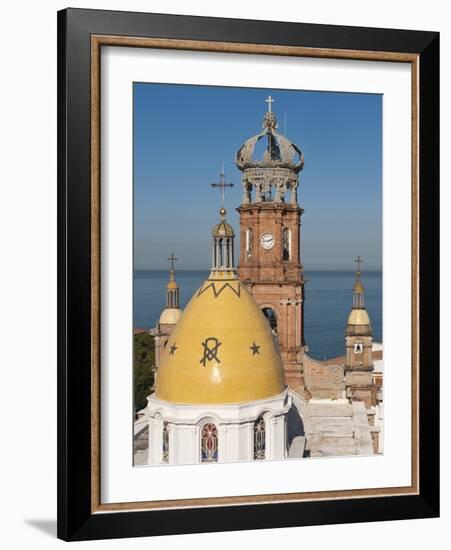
200,337,222,366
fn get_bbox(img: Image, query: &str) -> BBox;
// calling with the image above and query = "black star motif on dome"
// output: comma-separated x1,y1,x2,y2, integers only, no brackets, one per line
169,343,178,356
250,342,260,356
200,337,221,366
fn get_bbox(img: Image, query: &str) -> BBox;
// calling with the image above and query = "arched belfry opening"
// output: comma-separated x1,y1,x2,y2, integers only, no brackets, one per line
282,228,291,261
262,307,278,337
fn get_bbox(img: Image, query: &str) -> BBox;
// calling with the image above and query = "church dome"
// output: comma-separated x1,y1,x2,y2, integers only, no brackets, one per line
236,108,304,172
347,308,371,327
155,277,286,404
212,220,234,237
159,307,182,325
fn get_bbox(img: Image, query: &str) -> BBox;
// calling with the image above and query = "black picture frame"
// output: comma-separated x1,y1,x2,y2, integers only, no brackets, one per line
57,7,439,542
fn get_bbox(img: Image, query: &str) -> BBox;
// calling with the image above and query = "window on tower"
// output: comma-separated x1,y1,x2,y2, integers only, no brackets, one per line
282,228,291,261
354,342,363,353
246,228,253,259
262,307,278,339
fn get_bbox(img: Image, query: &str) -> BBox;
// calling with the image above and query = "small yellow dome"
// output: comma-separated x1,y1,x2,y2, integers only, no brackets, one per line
212,221,234,237
353,279,365,292
156,277,285,404
347,308,371,326
166,280,178,290
159,308,182,325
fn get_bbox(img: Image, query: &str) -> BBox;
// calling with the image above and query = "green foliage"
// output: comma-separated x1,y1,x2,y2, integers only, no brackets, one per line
133,332,155,413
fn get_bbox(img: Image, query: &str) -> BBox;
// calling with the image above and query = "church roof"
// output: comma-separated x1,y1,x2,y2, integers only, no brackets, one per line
159,307,182,325
155,275,286,404
235,106,304,173
212,220,234,237
347,308,371,327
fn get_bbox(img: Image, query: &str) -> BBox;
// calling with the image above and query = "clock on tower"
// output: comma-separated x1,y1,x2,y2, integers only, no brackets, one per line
235,97,306,391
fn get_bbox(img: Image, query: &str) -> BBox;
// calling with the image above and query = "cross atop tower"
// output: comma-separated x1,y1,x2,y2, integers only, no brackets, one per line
211,162,234,218
167,252,178,272
265,95,274,112
354,255,363,275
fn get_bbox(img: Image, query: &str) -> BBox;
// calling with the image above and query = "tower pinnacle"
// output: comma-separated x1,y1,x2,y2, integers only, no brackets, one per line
346,256,372,336
210,167,236,277
211,163,234,219
167,252,178,274
236,97,304,205
354,255,363,277
265,95,274,113
352,256,365,309
165,253,179,308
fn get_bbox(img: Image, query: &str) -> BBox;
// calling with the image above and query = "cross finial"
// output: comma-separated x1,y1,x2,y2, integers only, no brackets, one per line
211,162,234,218
167,252,178,272
354,255,363,275
265,95,274,112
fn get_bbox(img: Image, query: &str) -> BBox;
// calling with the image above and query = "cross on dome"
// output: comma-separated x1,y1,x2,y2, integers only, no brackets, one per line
354,255,363,275
167,252,178,272
211,162,234,219
265,95,274,112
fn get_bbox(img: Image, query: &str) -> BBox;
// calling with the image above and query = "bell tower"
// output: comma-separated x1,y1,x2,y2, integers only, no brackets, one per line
236,97,306,390
344,257,377,407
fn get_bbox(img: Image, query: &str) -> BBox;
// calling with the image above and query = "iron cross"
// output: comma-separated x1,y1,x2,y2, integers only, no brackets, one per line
211,162,234,211
354,255,363,273
167,252,178,271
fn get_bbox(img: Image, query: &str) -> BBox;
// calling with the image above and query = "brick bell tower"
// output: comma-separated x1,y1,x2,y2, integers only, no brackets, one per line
236,97,306,391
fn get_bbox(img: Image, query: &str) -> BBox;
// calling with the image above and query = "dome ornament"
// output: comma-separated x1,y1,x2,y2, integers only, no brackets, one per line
211,162,234,220
265,95,274,112
167,252,178,275
354,255,363,278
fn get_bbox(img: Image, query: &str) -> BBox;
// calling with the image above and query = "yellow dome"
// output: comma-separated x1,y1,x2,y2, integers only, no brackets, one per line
166,280,178,290
159,308,182,325
156,277,285,404
347,308,371,326
212,220,234,237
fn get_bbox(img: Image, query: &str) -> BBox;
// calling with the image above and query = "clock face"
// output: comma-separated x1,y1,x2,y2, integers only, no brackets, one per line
260,233,275,250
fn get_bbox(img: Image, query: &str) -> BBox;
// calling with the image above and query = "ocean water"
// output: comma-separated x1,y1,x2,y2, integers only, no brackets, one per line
134,270,382,361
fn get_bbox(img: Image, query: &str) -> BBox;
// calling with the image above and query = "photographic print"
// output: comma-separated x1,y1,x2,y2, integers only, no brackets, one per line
58,11,439,539
132,84,383,466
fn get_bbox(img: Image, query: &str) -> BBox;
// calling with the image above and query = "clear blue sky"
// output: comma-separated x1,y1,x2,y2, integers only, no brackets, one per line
134,83,382,271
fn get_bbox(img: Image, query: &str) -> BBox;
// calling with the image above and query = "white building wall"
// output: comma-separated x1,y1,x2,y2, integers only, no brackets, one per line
145,389,292,465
